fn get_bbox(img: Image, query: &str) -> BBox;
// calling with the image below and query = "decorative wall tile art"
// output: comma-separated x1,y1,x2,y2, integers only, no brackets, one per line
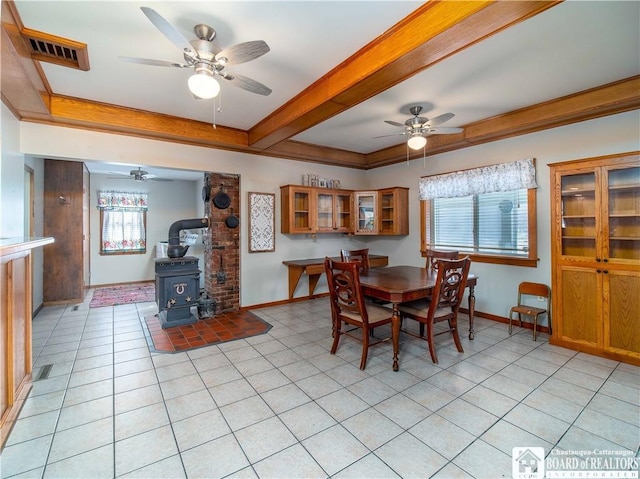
249,192,275,252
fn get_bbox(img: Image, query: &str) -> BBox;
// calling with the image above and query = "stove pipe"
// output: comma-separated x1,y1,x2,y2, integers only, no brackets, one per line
167,217,209,258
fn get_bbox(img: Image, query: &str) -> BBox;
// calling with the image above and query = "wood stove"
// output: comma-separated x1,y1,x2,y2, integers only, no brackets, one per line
155,256,200,329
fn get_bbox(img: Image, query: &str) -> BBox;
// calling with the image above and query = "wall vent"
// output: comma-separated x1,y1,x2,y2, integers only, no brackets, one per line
22,27,90,71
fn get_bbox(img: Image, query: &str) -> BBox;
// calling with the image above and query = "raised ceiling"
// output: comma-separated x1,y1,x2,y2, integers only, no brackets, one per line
3,1,639,175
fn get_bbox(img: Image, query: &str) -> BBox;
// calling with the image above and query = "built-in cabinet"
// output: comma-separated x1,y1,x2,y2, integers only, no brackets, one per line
1,237,54,451
281,185,408,236
379,187,409,235
280,185,314,234
316,189,353,233
549,152,640,365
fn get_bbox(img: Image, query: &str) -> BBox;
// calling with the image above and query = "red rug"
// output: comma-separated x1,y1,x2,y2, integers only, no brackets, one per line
90,282,155,308
144,310,272,352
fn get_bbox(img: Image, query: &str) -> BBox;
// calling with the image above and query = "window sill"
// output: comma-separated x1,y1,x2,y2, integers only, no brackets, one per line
465,253,538,267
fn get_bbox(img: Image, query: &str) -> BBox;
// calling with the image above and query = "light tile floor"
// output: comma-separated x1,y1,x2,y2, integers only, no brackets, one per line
1,296,638,478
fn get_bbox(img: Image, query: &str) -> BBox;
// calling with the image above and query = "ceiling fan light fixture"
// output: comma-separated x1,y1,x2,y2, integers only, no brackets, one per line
407,133,427,150
188,68,220,99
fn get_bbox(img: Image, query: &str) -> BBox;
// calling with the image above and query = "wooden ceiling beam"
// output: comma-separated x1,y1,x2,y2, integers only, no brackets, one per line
248,0,561,150
1,1,51,120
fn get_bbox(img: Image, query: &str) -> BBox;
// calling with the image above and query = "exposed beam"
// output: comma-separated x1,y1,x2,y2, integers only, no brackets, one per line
248,0,561,150
1,0,50,120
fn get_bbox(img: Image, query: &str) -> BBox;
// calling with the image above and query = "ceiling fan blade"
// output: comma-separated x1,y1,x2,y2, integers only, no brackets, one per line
426,127,464,135
150,178,174,182
373,132,408,139
118,56,191,68
215,40,270,65
222,73,272,96
428,112,455,127
140,7,197,59
384,120,406,128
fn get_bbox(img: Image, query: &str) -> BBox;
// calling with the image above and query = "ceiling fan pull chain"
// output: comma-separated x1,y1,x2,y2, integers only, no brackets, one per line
422,140,427,168
212,95,217,129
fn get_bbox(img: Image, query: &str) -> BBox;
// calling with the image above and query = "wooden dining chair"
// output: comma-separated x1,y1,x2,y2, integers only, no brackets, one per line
340,248,370,273
398,257,471,364
324,257,392,370
424,248,459,271
509,282,551,341
409,249,460,337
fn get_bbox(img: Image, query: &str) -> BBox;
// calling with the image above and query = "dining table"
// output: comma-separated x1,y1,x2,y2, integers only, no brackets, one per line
359,265,478,371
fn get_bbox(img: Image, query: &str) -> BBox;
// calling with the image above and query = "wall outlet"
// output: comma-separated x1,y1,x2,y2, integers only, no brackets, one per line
537,296,546,302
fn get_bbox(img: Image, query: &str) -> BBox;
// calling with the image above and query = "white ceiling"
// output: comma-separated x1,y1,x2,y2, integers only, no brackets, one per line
13,1,640,180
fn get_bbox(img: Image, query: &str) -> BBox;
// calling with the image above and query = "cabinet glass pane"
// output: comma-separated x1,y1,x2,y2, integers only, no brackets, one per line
357,194,376,232
380,192,394,233
608,166,640,260
561,172,596,257
294,192,310,229
336,194,352,229
317,193,333,229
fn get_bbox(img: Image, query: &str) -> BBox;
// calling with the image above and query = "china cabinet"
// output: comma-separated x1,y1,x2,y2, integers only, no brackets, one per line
549,152,639,365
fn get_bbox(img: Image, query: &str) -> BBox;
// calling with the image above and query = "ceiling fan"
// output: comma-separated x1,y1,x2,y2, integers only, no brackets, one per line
108,167,173,182
376,106,463,150
119,7,272,99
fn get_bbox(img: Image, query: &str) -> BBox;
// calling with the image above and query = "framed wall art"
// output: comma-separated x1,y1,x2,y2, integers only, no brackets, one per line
248,192,276,253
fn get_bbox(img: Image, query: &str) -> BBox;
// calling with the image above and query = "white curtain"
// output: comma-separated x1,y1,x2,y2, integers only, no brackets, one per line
418,158,537,200
97,190,148,252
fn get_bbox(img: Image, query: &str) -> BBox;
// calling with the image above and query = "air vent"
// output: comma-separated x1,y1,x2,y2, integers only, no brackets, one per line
22,27,90,71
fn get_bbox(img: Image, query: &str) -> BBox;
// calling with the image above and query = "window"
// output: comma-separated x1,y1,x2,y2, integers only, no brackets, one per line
419,159,538,267
97,191,148,255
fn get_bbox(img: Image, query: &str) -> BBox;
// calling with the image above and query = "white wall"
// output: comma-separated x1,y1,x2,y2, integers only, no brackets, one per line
1,104,25,237
1,104,46,312
18,110,640,316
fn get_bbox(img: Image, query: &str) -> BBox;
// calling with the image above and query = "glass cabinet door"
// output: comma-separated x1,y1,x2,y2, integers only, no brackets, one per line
355,192,377,234
379,190,395,234
607,165,640,261
334,192,352,232
560,171,597,258
316,192,334,231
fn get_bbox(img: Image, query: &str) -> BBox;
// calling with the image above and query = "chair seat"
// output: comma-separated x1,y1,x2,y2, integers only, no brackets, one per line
510,305,546,316
397,298,431,317
342,302,392,323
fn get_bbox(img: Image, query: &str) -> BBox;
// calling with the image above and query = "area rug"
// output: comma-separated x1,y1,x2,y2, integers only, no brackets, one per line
143,310,272,353
90,282,155,308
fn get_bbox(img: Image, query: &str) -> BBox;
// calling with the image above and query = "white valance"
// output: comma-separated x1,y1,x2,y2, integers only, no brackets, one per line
418,158,537,200
97,190,148,210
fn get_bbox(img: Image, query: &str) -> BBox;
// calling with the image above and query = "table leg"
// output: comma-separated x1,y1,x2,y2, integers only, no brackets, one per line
287,266,304,299
308,273,321,297
392,303,400,371
468,284,476,340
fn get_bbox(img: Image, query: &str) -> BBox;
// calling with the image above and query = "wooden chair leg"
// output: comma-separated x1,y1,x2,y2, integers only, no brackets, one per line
533,314,538,341
360,327,370,370
331,321,341,354
419,322,425,337
450,318,463,353
427,320,438,364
